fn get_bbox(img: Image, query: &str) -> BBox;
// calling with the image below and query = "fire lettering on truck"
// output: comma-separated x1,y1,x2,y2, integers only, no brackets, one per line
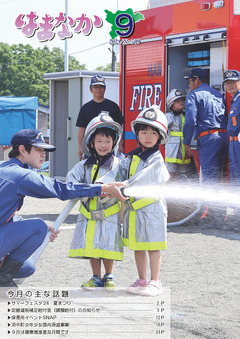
130,83,162,111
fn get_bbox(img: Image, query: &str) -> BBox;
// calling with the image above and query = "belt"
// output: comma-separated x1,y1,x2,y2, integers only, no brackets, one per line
125,198,157,211
79,202,121,220
229,136,239,141
197,129,227,140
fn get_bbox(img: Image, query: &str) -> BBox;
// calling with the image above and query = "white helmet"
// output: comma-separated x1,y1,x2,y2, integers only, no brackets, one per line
166,89,185,111
131,105,168,144
82,113,123,157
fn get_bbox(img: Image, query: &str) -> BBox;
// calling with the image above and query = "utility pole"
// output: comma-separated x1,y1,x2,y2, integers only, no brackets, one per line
111,0,118,72
64,0,69,72
111,45,116,71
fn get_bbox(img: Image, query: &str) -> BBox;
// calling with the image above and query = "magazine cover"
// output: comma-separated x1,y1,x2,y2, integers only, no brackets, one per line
0,0,239,338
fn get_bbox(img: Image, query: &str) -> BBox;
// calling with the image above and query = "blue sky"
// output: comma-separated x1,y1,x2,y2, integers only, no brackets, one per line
0,0,148,70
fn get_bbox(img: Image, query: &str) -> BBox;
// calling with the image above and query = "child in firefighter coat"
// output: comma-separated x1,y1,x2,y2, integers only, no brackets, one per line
165,89,191,180
100,105,170,296
66,113,123,289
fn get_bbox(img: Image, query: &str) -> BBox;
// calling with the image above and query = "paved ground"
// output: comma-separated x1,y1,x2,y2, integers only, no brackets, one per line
1,196,240,339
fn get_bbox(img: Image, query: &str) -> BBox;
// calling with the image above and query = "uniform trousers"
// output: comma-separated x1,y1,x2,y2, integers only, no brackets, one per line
198,132,228,182
229,140,240,184
0,218,48,263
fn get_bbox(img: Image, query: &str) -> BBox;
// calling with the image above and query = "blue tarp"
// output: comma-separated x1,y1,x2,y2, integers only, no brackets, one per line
0,97,38,145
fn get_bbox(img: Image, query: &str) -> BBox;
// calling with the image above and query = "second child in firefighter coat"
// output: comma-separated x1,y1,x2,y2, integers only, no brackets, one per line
123,106,169,296
66,113,123,290
165,89,191,180
102,105,170,296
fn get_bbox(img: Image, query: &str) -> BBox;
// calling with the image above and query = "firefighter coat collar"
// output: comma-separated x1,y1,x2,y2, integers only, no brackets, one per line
84,153,114,169
126,145,159,161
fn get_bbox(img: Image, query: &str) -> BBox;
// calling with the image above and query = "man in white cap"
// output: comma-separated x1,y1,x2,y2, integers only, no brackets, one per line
223,69,240,184
76,75,124,159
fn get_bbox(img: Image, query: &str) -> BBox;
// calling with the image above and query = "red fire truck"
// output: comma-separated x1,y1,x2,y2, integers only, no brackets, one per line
119,0,240,223
120,0,240,154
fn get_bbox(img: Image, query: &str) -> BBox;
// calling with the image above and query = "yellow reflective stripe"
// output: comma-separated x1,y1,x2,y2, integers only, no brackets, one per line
89,163,99,211
124,210,167,250
69,248,123,260
182,114,185,126
79,204,92,218
91,163,99,183
180,115,187,162
180,115,188,162
165,157,191,164
104,202,121,217
123,237,129,247
84,164,99,254
129,156,140,204
166,114,190,164
124,239,167,250
79,202,121,219
129,155,141,178
170,131,182,137
128,210,137,249
129,155,157,207
127,198,157,210
84,219,96,254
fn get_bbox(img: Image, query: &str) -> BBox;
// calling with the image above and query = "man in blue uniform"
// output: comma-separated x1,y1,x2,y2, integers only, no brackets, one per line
183,68,228,182
0,129,126,287
183,68,229,221
223,70,240,183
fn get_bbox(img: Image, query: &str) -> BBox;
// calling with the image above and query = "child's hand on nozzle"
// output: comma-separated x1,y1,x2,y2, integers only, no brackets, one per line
101,182,128,202
99,192,109,199
119,181,130,198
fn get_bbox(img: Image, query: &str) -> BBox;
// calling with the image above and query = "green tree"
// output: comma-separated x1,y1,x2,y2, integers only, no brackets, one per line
95,62,119,72
0,43,86,105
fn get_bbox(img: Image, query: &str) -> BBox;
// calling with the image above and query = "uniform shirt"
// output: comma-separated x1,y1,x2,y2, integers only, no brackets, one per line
227,90,240,136
76,99,124,128
0,158,101,226
183,83,227,145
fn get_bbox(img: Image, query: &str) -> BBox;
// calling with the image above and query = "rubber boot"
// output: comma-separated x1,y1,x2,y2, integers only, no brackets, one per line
0,256,23,287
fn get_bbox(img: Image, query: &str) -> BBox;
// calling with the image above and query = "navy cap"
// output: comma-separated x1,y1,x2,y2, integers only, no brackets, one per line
90,75,106,86
184,68,207,82
11,129,56,152
223,70,240,82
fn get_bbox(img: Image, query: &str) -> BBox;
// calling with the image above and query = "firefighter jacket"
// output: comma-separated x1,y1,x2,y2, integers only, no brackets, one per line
183,83,227,145
227,90,240,137
165,111,191,165
100,146,169,251
227,90,240,183
66,154,123,260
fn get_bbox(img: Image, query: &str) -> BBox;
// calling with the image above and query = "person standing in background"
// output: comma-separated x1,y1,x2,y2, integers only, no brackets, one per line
165,89,191,181
76,75,124,159
183,68,228,222
223,70,240,183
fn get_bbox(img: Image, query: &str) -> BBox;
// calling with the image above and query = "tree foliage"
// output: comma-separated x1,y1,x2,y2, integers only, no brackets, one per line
0,43,86,105
96,62,119,72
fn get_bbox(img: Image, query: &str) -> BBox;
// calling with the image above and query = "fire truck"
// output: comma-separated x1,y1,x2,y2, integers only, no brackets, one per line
119,0,240,224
